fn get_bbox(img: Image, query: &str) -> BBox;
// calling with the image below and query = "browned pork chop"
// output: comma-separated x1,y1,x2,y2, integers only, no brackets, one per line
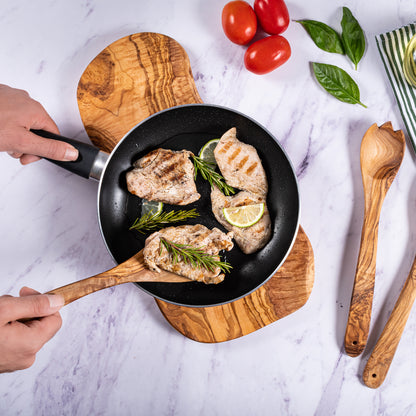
143,224,234,284
126,149,200,205
214,127,268,196
211,186,271,254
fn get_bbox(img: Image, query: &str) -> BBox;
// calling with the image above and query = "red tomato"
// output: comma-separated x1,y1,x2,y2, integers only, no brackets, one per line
254,0,290,35
222,1,257,45
244,35,291,74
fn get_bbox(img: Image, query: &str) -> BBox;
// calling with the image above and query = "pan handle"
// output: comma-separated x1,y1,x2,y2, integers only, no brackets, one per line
31,129,109,180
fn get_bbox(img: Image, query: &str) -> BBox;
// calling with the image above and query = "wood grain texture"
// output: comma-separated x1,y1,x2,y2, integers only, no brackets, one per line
363,256,416,388
156,226,314,342
77,32,315,343
48,251,190,305
77,32,202,152
344,122,405,357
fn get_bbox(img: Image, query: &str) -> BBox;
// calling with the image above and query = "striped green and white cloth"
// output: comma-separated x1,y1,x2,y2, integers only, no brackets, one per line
376,23,416,153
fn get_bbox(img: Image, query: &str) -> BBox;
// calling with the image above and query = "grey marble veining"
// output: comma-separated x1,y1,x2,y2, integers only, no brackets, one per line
1,0,416,415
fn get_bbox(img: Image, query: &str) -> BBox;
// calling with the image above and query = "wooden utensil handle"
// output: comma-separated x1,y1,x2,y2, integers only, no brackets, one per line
47,274,121,305
46,252,148,305
345,202,383,357
45,251,190,306
362,256,416,388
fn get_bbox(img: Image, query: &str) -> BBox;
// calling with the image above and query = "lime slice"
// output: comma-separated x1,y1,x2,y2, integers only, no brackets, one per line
199,138,220,165
223,203,265,228
141,199,163,216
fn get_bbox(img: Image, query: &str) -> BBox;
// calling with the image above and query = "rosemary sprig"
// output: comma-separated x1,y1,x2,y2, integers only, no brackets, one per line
160,238,232,274
129,209,199,234
192,155,235,196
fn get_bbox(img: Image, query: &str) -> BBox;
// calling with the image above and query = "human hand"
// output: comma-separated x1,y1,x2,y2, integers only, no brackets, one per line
0,287,64,373
0,84,78,164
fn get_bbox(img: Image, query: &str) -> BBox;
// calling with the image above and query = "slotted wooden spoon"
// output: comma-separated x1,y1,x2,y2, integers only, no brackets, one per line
363,255,416,388
344,122,405,357
46,250,190,305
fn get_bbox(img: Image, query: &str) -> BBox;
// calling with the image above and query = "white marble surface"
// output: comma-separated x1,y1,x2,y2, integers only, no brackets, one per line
1,0,416,414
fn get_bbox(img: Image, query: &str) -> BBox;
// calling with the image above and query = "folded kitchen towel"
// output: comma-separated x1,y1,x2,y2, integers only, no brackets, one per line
376,23,416,153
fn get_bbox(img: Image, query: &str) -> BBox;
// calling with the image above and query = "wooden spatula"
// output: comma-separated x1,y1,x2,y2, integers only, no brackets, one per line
344,122,405,357
46,250,190,306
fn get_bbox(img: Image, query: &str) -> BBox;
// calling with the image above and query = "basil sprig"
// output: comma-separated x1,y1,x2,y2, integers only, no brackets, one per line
296,20,345,55
296,7,367,107
312,63,366,108
296,7,365,70
341,7,365,70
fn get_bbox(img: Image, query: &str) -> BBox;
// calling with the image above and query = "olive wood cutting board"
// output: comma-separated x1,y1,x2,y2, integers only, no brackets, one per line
76,32,315,343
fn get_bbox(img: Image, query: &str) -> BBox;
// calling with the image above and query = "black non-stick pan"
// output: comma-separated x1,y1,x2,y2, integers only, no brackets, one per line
36,104,299,307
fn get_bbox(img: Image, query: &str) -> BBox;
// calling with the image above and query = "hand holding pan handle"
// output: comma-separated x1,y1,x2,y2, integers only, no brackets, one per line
31,129,109,180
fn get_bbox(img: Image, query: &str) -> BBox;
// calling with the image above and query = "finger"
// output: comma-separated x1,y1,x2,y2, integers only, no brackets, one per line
19,286,40,296
18,129,78,162
28,100,60,136
23,312,63,345
0,293,64,324
19,154,41,165
7,151,23,158
7,311,62,356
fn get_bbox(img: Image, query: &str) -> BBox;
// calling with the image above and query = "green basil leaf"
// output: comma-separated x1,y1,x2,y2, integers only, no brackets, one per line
296,19,344,54
341,7,365,70
312,62,366,107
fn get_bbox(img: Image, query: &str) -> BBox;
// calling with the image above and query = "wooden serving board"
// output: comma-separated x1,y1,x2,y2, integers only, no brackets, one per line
77,32,315,343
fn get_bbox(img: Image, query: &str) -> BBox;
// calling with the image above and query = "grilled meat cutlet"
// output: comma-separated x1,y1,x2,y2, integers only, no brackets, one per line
143,224,234,284
211,186,271,254
214,127,268,196
212,128,272,254
126,149,200,205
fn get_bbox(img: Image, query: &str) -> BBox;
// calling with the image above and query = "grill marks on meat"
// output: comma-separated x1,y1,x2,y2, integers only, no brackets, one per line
211,186,271,254
129,127,272,282
212,127,272,254
214,127,268,197
143,224,234,284
126,149,200,205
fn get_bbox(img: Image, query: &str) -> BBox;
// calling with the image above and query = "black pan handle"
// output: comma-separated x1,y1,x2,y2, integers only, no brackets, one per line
31,129,109,180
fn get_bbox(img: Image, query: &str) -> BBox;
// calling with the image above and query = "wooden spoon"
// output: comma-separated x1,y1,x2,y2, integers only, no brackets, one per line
344,122,405,357
363,256,416,388
46,250,190,305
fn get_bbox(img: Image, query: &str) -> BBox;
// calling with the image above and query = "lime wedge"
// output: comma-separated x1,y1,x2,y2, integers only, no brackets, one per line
141,199,163,216
199,138,220,166
223,203,265,228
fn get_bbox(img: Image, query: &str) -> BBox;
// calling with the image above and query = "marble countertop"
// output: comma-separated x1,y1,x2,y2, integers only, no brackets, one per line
1,0,416,414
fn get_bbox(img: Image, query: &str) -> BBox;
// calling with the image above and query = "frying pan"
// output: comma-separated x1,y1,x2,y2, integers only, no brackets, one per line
36,104,300,307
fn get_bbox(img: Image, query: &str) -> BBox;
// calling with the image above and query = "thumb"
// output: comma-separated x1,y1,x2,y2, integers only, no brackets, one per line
19,286,40,296
0,293,64,324
21,129,79,162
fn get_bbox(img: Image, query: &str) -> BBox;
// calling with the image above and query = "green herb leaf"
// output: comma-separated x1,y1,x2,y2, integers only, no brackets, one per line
192,155,235,196
160,238,232,274
130,208,199,234
312,62,367,107
341,7,365,70
296,19,344,54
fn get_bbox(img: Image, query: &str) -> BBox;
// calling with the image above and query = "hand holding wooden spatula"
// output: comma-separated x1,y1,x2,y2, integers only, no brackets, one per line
344,122,405,357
